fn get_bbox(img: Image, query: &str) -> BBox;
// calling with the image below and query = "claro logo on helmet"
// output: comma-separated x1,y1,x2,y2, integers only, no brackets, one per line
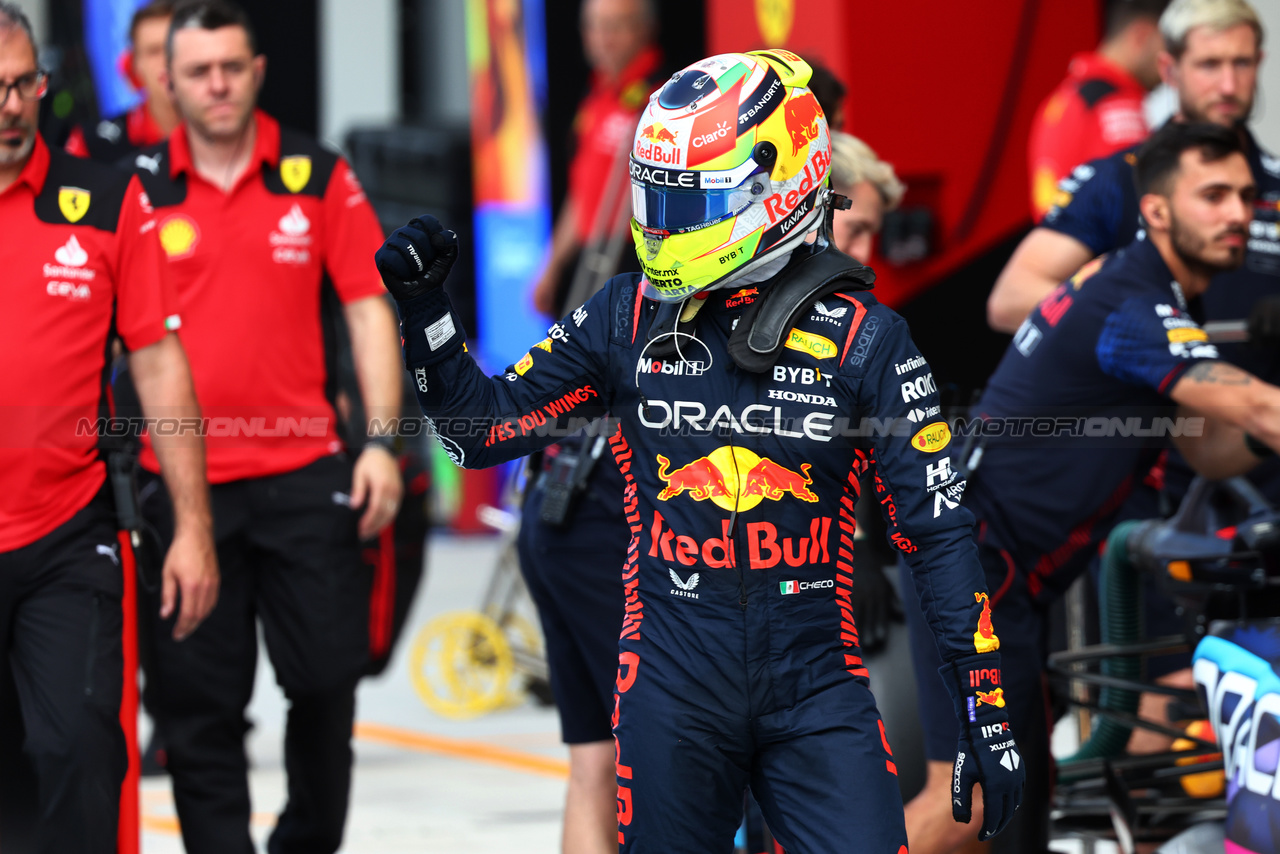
691,120,732,151
630,162,697,189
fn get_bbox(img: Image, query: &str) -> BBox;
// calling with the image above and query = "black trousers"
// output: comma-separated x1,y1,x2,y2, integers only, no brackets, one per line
0,490,127,854
141,454,369,854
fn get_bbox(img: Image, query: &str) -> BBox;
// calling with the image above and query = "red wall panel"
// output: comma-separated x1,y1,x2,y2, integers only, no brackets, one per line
704,0,1098,307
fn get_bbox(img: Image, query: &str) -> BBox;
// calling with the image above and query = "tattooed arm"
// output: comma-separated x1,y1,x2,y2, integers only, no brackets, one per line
1170,361,1280,478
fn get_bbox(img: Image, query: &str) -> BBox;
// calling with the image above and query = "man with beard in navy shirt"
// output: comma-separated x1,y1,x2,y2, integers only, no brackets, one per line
908,121,1280,854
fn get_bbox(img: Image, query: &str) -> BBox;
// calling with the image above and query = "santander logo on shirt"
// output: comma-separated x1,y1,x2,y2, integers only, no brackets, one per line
45,235,95,301
278,204,310,236
271,203,312,265
55,235,89,267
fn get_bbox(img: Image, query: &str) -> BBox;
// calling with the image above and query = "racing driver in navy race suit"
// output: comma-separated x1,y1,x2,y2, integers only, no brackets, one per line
376,51,1024,852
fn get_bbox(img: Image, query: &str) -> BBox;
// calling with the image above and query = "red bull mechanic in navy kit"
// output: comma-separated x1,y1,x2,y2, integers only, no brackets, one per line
377,52,1024,852
908,122,1280,854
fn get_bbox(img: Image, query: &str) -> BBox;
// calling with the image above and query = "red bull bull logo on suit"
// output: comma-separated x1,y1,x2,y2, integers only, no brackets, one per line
655,447,818,511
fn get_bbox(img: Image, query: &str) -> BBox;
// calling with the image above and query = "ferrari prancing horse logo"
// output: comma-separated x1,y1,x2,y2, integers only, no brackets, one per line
280,156,311,194
58,186,90,223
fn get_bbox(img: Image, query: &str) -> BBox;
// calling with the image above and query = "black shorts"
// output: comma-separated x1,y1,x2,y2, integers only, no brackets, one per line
517,462,629,744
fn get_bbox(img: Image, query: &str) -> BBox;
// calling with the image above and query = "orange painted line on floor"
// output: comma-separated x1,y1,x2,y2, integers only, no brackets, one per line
354,721,569,779
141,814,181,835
141,805,276,837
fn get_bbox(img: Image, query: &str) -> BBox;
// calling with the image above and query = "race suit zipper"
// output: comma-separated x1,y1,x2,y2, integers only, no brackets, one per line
728,508,747,608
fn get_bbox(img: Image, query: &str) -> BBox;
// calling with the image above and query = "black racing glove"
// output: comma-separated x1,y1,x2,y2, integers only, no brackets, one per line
375,215,459,301
941,652,1024,841
850,548,900,654
376,216,466,369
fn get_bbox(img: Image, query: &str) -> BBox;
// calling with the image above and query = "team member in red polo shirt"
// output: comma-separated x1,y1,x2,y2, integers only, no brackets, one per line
1027,0,1168,220
530,0,663,317
127,2,402,852
0,6,216,852
66,0,178,163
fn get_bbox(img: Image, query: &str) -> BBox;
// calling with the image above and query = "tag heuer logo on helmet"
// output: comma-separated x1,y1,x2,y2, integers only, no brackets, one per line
630,161,696,189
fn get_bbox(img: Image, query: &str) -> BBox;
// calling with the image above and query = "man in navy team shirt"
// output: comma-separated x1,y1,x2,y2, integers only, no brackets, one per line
906,122,1280,854
988,0,1273,343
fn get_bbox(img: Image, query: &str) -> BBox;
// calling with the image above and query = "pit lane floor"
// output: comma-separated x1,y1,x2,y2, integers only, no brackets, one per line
136,531,1115,853
139,533,567,853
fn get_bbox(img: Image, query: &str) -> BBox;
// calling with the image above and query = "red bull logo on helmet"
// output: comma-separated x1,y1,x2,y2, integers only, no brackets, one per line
783,92,824,156
635,122,683,167
655,447,819,511
640,123,679,145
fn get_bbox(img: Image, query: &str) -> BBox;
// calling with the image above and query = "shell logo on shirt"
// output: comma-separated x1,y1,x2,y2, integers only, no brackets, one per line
280,156,311,193
159,214,200,259
58,186,91,223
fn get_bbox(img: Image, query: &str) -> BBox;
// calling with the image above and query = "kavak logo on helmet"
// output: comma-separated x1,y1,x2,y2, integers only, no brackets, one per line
755,0,795,46
58,187,91,223
280,156,311,193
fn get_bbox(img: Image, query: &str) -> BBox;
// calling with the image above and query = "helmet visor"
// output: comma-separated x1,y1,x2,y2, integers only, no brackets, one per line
629,160,770,234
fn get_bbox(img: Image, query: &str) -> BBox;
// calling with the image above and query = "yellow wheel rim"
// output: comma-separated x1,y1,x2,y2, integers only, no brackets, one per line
408,611,516,719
